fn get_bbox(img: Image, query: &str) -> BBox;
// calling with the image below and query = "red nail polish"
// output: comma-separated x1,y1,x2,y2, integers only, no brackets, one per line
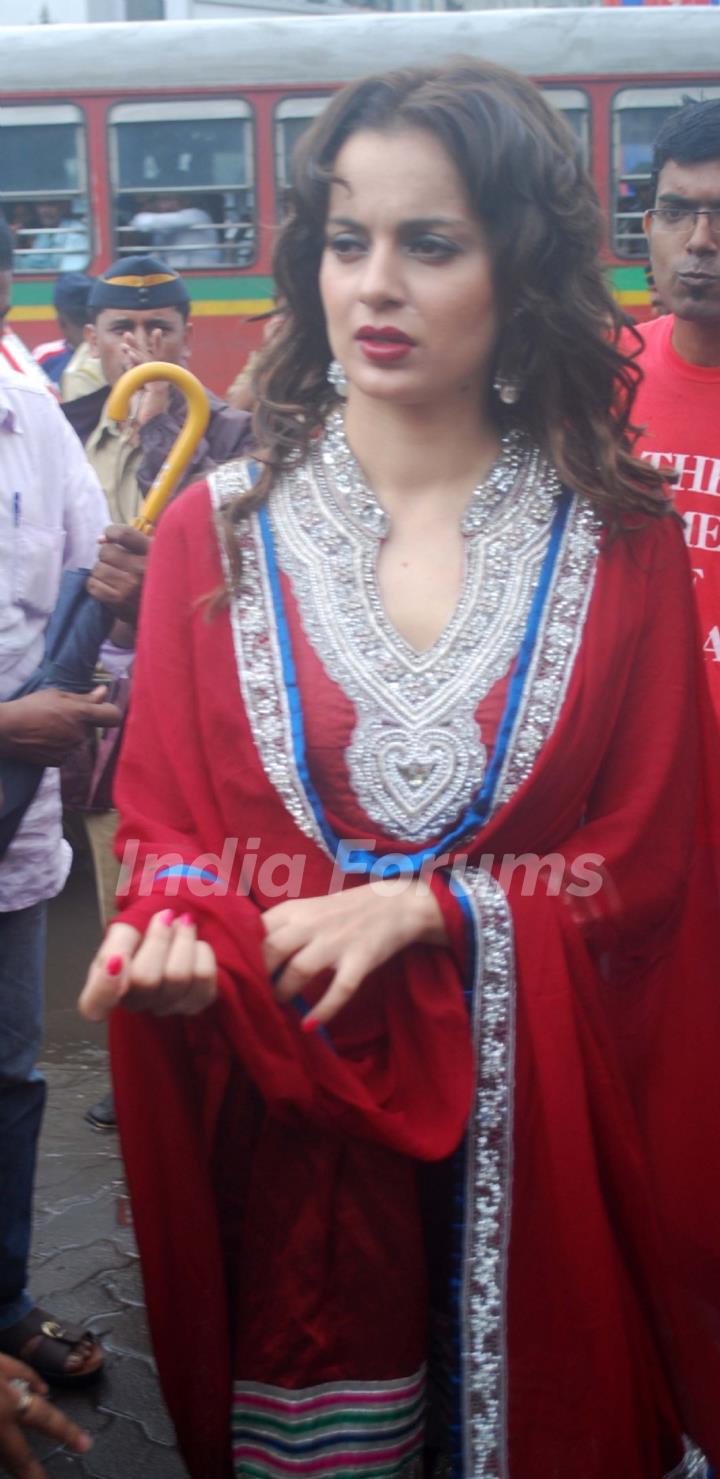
179,912,194,927
301,1016,319,1034
106,955,123,977
158,909,174,926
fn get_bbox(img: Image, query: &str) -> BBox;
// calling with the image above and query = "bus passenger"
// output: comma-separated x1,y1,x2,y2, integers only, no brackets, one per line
79,62,720,1479
631,98,720,722
127,194,222,270
22,202,89,274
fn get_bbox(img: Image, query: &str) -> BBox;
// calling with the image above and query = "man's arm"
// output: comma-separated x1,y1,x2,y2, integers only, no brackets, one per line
130,208,208,234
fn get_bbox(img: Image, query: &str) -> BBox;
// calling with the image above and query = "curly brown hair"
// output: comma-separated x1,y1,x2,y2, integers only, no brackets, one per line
224,58,668,538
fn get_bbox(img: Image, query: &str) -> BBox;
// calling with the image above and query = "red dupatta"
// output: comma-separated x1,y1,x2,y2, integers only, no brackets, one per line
109,475,720,1479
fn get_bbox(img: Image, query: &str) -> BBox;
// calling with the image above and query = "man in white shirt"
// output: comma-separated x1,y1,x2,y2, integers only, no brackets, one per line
128,192,222,270
0,364,119,1385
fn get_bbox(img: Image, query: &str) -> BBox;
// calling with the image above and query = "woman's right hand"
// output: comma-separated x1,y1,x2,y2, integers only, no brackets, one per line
78,909,218,1024
0,1353,91,1478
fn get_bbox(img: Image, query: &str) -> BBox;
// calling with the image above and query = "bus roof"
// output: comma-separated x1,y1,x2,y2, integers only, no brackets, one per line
1,8,719,94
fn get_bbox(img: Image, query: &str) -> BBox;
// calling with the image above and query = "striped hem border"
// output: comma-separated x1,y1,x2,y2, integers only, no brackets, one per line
232,1371,425,1479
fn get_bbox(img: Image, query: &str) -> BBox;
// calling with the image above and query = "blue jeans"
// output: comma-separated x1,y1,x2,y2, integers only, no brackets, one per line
0,901,47,1329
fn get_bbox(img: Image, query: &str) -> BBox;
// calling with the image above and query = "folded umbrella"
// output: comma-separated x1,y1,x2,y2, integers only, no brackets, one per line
0,576,114,855
0,363,210,858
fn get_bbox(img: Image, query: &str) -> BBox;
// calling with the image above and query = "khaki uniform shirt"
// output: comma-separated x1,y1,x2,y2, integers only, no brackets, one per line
61,342,106,403
85,404,142,525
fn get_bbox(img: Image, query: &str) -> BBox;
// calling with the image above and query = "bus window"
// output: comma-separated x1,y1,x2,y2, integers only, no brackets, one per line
0,104,90,274
541,89,589,165
613,86,720,259
110,99,255,270
275,97,331,213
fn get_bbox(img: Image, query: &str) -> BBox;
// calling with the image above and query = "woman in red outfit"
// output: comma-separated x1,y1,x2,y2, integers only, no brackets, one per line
80,62,720,1479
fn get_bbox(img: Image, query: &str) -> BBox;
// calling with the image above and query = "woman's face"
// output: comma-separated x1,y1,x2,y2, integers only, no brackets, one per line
319,126,498,410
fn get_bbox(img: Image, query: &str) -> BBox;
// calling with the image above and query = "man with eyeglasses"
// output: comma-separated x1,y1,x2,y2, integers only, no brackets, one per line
630,98,720,717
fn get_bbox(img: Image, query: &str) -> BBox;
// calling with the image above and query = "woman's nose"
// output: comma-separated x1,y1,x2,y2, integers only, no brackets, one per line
358,244,405,308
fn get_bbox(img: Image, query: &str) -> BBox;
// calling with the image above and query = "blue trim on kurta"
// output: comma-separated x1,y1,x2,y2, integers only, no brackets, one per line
259,505,342,860
155,864,219,882
258,490,573,880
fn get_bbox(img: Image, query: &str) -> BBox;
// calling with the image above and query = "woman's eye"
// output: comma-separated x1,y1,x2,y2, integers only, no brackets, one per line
327,234,366,258
409,236,460,261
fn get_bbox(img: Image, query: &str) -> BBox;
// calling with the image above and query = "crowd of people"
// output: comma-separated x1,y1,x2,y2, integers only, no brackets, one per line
0,62,719,1479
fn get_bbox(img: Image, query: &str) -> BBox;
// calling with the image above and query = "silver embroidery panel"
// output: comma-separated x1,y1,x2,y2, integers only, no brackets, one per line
270,422,562,842
209,464,331,855
663,1442,709,1479
458,866,515,1479
491,499,601,816
211,453,600,867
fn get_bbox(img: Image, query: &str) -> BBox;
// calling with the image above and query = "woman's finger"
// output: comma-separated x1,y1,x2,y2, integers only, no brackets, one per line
78,922,141,1022
163,913,197,983
272,939,334,1003
141,914,199,1016
261,923,309,979
301,953,367,1029
128,909,177,989
129,938,217,1018
174,940,218,1016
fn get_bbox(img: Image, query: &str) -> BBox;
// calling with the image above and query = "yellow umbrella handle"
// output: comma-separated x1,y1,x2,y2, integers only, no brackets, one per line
106,362,211,535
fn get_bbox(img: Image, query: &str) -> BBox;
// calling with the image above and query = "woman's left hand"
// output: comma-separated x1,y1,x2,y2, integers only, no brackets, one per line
261,878,446,1029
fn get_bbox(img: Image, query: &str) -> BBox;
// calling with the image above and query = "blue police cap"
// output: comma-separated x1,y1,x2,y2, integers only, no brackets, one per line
88,255,190,312
53,272,94,319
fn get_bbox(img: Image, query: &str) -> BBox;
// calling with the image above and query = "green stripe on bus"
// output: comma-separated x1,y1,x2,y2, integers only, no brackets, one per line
9,274,275,309
609,265,648,291
9,282,55,307
184,275,275,301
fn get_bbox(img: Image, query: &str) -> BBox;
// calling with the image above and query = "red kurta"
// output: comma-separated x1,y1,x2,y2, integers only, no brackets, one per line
109,473,720,1479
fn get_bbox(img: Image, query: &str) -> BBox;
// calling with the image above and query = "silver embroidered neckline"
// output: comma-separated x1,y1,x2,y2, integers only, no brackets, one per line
209,453,600,853
267,422,563,843
319,408,541,545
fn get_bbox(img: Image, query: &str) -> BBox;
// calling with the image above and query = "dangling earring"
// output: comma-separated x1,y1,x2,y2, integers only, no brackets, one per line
493,373,520,406
327,359,348,399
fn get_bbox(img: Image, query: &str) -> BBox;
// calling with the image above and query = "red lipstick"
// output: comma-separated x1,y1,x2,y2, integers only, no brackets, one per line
355,325,415,364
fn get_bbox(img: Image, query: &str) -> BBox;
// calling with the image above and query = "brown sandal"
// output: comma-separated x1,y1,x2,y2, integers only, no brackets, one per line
0,1307,104,1386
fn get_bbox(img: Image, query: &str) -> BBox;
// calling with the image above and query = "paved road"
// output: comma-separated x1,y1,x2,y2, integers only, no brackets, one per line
25,842,190,1477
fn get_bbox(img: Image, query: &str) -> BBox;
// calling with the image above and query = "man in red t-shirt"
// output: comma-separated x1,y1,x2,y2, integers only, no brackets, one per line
630,98,720,714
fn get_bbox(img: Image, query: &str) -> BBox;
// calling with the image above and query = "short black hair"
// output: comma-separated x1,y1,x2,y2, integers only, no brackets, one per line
0,216,13,271
651,97,720,198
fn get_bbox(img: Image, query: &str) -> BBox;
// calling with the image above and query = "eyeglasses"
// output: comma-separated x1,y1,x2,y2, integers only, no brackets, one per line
648,205,720,236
